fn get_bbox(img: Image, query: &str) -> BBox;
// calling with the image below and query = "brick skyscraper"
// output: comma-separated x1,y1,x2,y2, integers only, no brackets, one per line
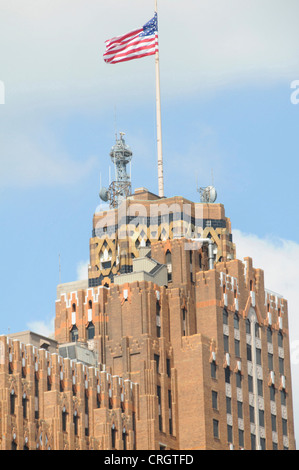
0,135,295,450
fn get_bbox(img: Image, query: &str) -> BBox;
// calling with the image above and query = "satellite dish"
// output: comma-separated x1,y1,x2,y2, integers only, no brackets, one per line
99,187,109,202
199,186,217,203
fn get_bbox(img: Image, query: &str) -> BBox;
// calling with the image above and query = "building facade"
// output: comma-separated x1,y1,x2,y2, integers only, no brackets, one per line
0,157,296,450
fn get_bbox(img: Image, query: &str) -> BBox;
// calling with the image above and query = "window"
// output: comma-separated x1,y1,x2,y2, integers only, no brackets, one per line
168,390,173,435
10,389,15,415
247,344,252,362
166,251,172,282
59,367,64,393
62,407,67,432
213,419,219,439
281,389,287,406
256,348,262,366
190,251,193,283
156,301,161,338
73,411,79,436
249,405,255,423
85,391,89,437
212,391,218,410
251,433,256,450
132,412,136,450
223,334,229,353
271,414,277,432
22,393,27,419
157,386,162,432
225,367,231,384
70,325,79,342
282,418,288,436
227,424,233,444
248,375,253,393
278,331,284,348
246,319,251,334
182,308,187,336
270,385,276,402
237,401,243,419
234,339,240,357
239,429,244,448
279,357,284,375
259,409,265,427
260,438,266,450
11,440,17,451
211,361,217,379
154,354,160,374
234,313,239,330
226,396,232,415
268,353,273,370
236,371,242,389
255,323,261,339
267,327,273,344
122,428,127,450
257,379,263,397
87,322,95,340
166,358,171,377
223,309,228,325
111,424,116,449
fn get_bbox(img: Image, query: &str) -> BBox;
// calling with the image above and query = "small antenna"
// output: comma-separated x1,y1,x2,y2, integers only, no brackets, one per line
211,168,214,187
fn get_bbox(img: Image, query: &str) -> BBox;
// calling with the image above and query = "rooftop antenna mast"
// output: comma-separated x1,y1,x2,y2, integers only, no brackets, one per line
99,132,133,208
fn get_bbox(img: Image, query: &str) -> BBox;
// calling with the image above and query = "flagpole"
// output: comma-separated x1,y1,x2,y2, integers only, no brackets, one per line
155,0,164,198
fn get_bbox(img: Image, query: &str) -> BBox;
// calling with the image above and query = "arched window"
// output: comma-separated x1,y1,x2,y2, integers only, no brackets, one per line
70,325,79,342
86,322,95,340
278,331,284,348
267,326,273,344
182,308,187,336
122,427,127,450
156,301,161,338
22,392,28,419
11,439,17,450
62,406,67,432
234,313,239,330
10,389,16,415
111,424,116,449
166,250,172,282
73,410,79,436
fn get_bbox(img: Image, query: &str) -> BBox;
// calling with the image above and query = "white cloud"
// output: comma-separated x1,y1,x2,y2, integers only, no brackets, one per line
233,229,299,443
27,317,55,338
76,260,89,281
0,117,97,188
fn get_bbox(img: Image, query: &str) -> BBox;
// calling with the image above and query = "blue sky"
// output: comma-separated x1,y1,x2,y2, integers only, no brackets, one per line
1,0,299,444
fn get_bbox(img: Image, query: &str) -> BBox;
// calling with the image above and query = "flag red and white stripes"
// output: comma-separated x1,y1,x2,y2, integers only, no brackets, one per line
103,13,158,65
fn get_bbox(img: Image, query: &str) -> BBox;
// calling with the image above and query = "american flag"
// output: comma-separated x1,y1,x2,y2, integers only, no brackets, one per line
103,13,158,64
